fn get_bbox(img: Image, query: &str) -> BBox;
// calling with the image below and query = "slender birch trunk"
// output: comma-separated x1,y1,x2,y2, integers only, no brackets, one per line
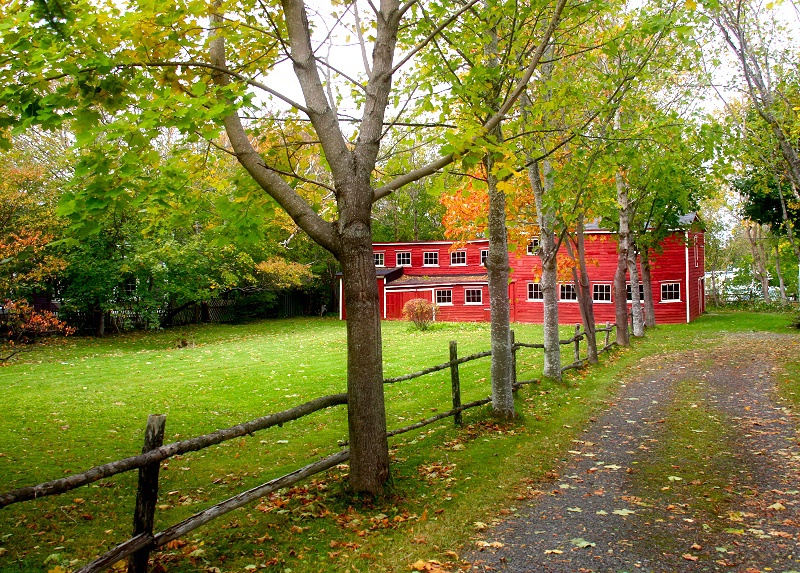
523,42,561,380
775,242,788,304
746,223,770,302
640,249,657,327
628,247,645,337
528,160,562,380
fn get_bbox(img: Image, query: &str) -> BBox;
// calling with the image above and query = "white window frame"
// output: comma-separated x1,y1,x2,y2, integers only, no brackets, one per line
396,251,411,267
592,283,612,303
694,236,699,268
464,288,483,305
450,250,467,266
423,251,439,267
480,249,489,266
526,237,540,255
374,252,385,267
626,283,645,302
559,283,578,301
527,282,544,301
435,289,453,305
660,282,681,302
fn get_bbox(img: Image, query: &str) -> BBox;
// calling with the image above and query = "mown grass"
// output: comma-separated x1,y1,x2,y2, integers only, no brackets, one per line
0,310,795,573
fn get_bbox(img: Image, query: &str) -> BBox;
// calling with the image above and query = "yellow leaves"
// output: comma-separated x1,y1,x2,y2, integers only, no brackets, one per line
474,540,504,550
684,0,697,10
254,258,313,290
410,559,449,572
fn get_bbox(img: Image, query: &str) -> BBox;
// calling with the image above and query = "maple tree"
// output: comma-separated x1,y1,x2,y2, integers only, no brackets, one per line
0,138,67,300
0,299,74,364
1,0,567,492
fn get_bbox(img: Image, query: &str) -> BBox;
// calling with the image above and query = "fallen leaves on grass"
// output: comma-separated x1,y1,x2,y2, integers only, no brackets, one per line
410,560,450,572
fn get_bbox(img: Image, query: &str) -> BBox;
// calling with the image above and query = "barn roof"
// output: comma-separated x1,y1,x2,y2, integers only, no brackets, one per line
386,273,488,287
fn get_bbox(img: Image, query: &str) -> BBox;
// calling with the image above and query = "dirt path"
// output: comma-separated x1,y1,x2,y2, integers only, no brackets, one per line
467,333,800,572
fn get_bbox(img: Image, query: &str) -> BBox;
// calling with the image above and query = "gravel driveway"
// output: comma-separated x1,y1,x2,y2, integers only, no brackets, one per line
466,332,800,572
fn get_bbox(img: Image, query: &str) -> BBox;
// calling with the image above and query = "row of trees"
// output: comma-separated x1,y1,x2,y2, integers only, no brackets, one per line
1,0,797,493
0,129,348,335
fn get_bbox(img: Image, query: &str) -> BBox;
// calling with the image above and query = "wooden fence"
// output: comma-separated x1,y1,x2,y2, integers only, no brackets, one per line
0,322,615,573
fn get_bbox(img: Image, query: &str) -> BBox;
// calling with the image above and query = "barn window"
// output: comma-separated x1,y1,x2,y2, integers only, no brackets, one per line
527,283,543,301
465,288,483,304
526,237,540,255
559,284,577,301
592,284,612,302
396,251,411,266
694,236,699,268
626,283,645,302
423,251,439,266
450,251,467,266
480,249,489,266
436,289,452,305
661,282,681,301
374,252,385,267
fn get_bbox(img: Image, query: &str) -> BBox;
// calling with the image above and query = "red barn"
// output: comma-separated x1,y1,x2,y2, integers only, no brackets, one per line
340,214,705,325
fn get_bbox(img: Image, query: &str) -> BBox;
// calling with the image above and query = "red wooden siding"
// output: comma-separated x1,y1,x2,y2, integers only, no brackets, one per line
339,227,704,325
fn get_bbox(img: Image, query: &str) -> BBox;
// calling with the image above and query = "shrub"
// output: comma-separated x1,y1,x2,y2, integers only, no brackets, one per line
402,298,438,331
1,299,75,363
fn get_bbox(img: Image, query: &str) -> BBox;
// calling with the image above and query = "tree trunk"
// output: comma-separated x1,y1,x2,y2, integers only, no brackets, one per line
615,168,631,345
485,151,515,419
528,160,561,381
483,7,514,418
627,248,644,337
746,223,770,302
94,306,105,337
567,220,597,363
338,201,390,492
523,43,561,381
641,250,657,327
775,242,788,304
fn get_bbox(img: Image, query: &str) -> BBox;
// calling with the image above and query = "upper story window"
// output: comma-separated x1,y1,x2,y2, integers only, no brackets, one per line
480,249,489,266
626,283,645,302
526,237,540,255
374,252,385,267
450,251,466,266
465,288,483,304
694,236,699,268
527,282,543,301
435,289,452,305
592,283,612,302
559,283,577,301
661,282,681,302
423,251,439,266
396,251,411,267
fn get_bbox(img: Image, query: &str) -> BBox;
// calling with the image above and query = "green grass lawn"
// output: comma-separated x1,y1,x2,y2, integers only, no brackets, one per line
0,311,795,573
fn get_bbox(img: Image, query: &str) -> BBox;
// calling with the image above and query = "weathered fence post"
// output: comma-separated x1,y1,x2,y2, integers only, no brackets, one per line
510,329,517,388
574,324,581,364
449,340,462,426
605,321,611,348
129,414,166,573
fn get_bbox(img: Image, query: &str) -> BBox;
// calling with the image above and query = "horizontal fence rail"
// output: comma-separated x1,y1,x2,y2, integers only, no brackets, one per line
2,321,616,573
0,393,347,508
